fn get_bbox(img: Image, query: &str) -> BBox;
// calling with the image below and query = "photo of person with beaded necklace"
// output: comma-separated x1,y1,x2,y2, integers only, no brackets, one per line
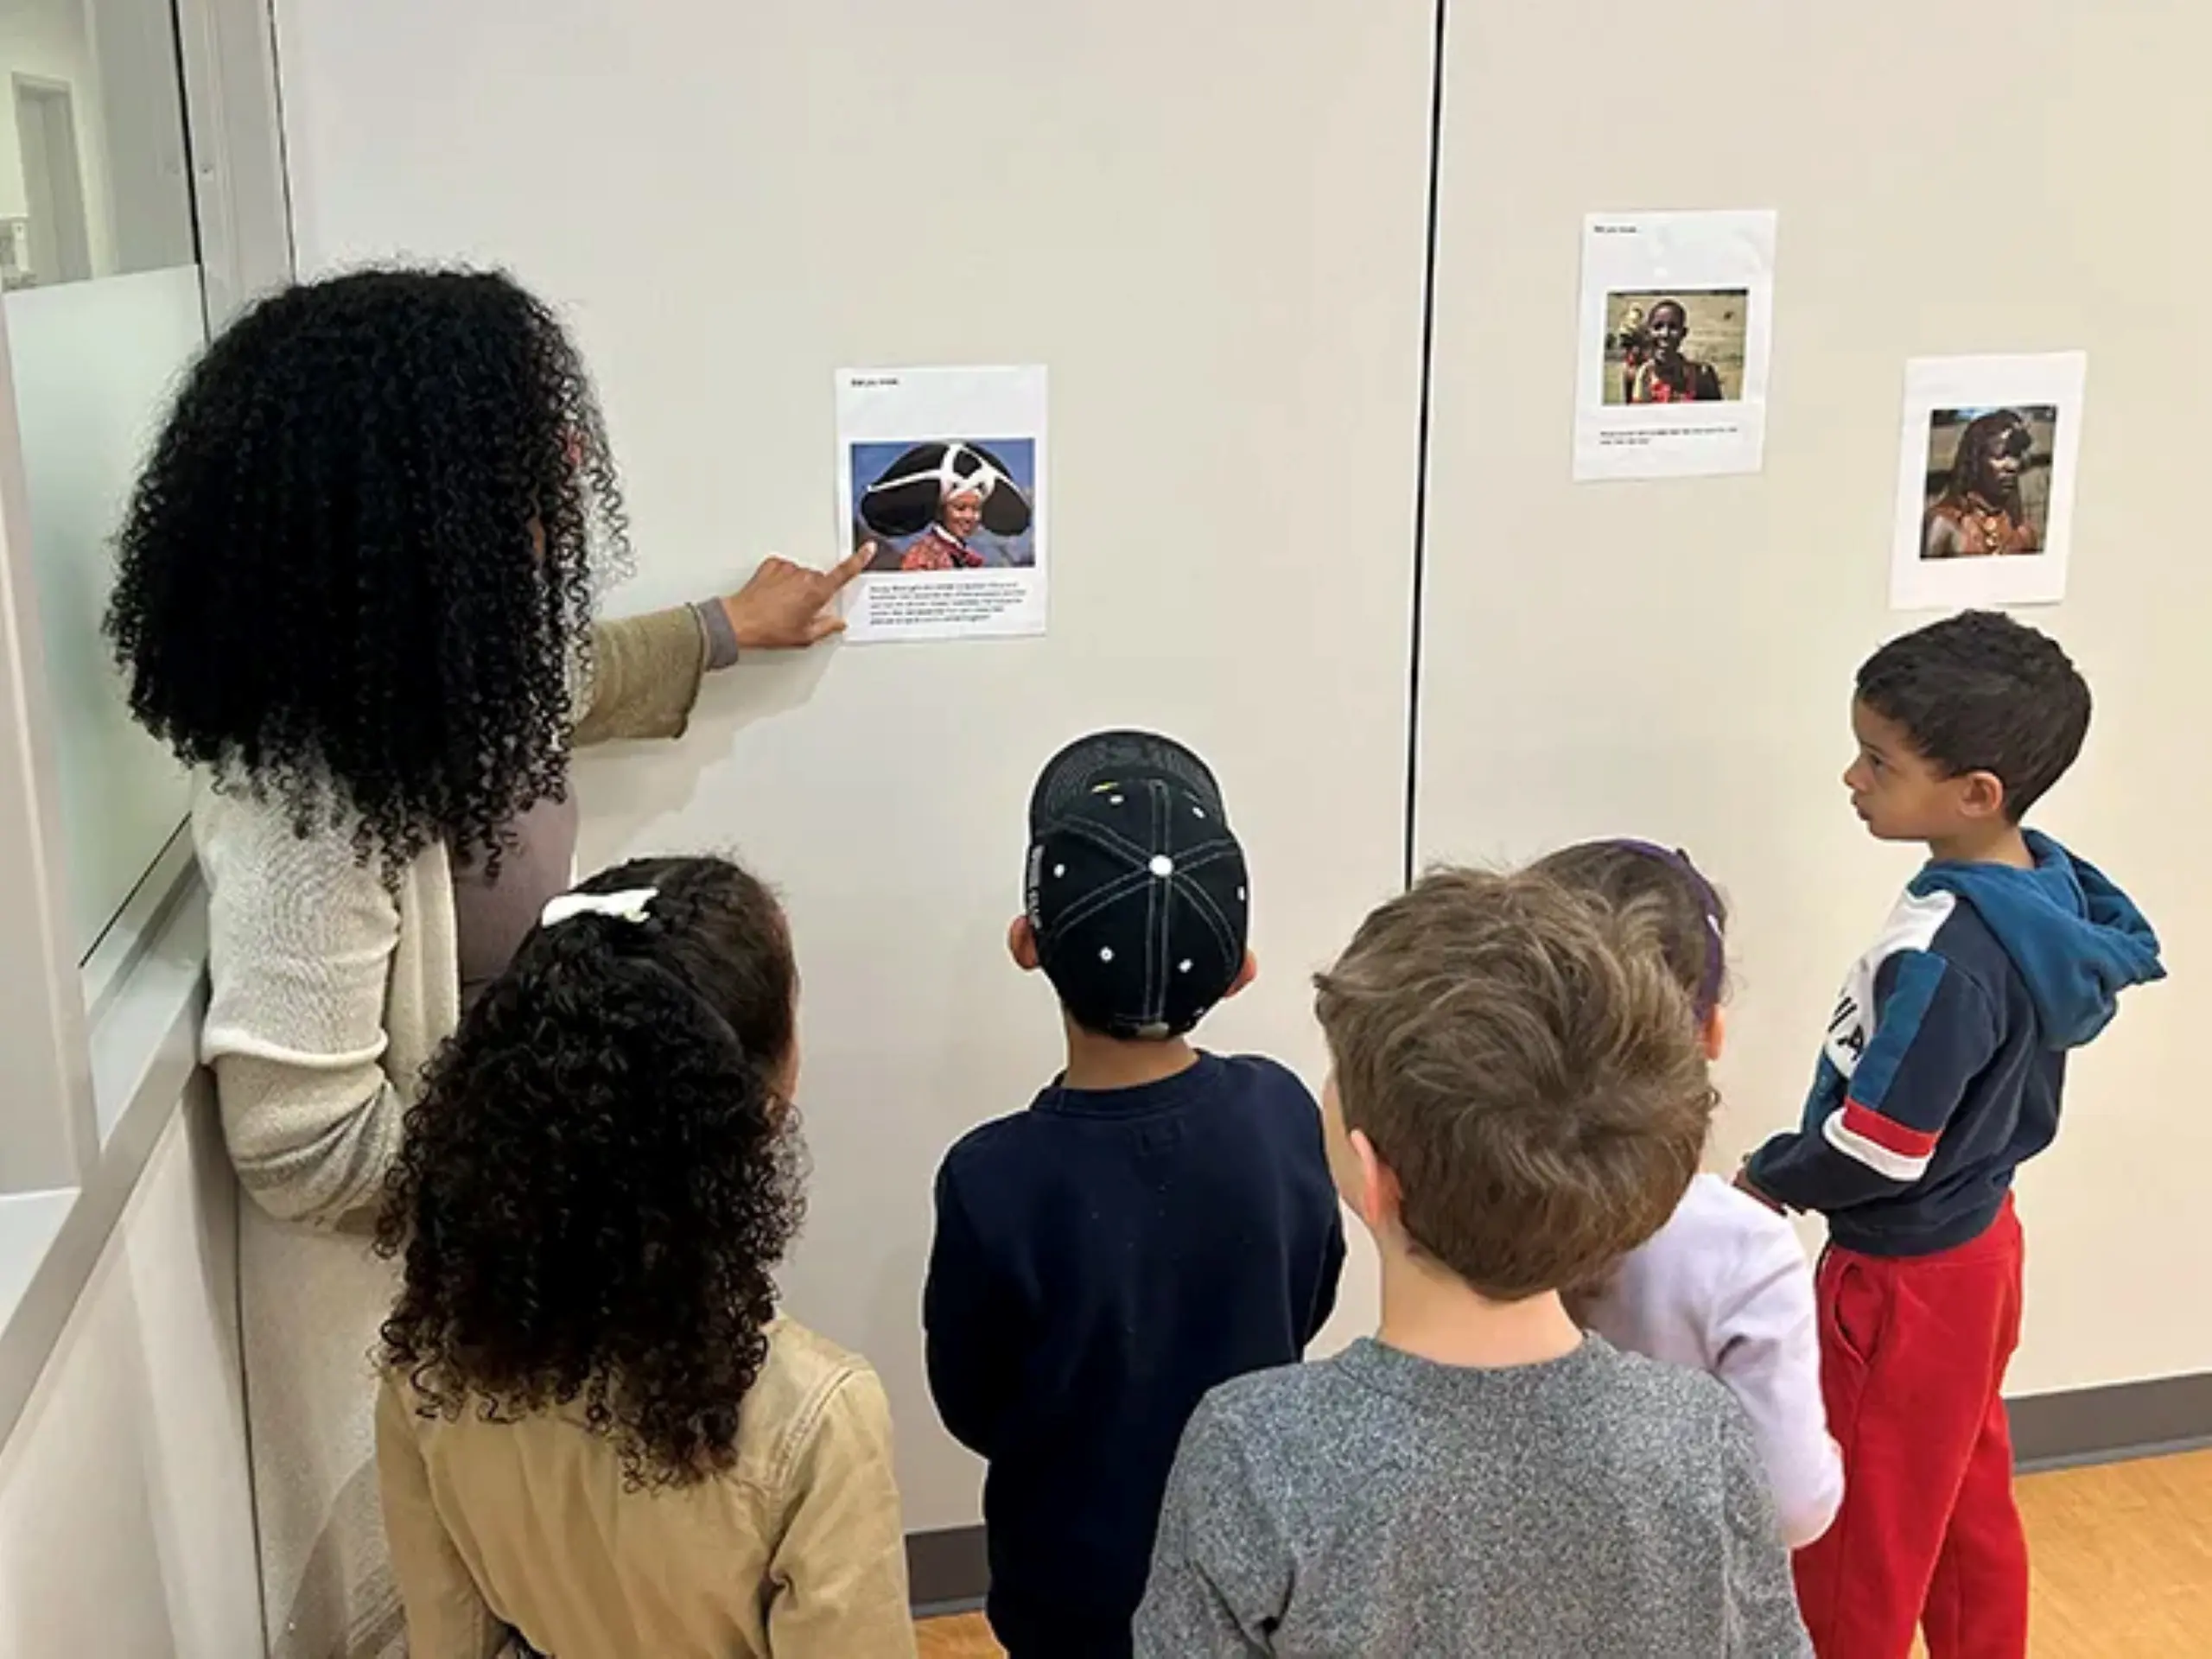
1920,406,2056,560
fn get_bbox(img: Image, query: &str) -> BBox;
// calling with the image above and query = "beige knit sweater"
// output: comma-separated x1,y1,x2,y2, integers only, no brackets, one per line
197,610,713,1659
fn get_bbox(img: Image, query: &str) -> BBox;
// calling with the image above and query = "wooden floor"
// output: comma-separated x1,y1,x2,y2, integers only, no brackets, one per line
913,1611,1003,1659
915,1449,2212,1657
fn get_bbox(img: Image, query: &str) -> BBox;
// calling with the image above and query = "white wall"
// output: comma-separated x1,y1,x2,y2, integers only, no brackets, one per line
1415,2,2209,1395
270,0,2212,1557
0,1084,261,1658
275,0,1430,1531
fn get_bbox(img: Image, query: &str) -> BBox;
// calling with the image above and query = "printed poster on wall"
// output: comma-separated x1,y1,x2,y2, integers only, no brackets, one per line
1888,353,2086,612
835,365,1048,643
1573,210,1778,481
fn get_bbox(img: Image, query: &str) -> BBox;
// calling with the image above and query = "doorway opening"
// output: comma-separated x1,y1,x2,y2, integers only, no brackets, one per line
12,75,92,286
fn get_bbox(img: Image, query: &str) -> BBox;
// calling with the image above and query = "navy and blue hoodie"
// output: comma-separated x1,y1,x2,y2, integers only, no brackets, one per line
923,1053,1344,1659
1748,833,2163,1257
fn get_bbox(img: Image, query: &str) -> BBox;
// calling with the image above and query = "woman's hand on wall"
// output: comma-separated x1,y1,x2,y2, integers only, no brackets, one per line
721,545,875,651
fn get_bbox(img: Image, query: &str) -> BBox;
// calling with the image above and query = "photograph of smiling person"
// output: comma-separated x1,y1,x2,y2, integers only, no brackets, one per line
914,486,986,570
852,438,1037,574
1920,406,2055,561
1603,289,1745,405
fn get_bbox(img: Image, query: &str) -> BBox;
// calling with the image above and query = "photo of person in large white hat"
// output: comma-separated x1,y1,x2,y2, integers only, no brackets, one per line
856,440,1036,572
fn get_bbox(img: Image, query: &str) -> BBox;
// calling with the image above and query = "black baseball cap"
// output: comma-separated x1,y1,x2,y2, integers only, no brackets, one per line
1025,731,1249,1039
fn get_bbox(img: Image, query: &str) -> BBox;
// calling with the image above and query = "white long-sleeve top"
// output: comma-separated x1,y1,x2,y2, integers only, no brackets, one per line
1580,1174,1844,1548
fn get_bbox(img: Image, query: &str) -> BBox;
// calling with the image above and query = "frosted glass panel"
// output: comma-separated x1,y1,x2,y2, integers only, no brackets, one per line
7,267,202,954
0,0,205,956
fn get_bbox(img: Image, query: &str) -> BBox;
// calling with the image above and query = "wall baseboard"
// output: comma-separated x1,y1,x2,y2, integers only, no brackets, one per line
905,1371,2212,1613
2009,1370,2212,1471
906,1526,988,1618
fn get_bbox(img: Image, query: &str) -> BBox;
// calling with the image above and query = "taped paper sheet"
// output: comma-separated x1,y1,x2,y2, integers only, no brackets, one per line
836,365,1048,642
1889,353,2085,612
1573,211,1777,481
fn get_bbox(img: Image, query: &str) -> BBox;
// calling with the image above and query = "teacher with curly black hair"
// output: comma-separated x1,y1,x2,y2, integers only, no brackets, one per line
105,267,866,1659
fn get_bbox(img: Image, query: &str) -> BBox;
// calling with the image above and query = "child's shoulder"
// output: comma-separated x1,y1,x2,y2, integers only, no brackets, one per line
1176,1351,1360,1461
938,1106,1034,1173
1581,1180,1807,1370
1199,1050,1319,1108
1192,1054,1332,1166
760,1315,877,1395
1587,1338,1746,1432
1868,878,2024,989
935,1069,1113,1174
1860,882,1977,962
1618,1172,1783,1266
1196,1344,1744,1461
1658,1173,1802,1260
738,1319,892,1491
1205,1348,1339,1413
1615,1175,1805,1305
929,1121,1015,1211
934,1053,1320,1203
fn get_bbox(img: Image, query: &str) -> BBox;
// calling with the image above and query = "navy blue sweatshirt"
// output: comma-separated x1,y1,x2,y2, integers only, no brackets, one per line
923,1052,1344,1659
1749,833,2162,1256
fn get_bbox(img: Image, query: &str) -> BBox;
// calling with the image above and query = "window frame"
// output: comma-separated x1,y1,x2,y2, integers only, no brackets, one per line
0,0,290,1454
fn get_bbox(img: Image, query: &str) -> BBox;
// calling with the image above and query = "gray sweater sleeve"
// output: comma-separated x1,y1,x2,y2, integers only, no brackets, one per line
692,598,742,671
1720,1409,1815,1656
1134,1400,1280,1656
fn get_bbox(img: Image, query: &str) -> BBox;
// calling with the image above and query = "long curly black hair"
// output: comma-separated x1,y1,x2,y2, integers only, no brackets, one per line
105,267,629,877
375,855,805,1488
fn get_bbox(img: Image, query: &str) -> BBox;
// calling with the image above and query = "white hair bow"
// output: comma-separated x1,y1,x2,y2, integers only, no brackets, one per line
539,887,658,930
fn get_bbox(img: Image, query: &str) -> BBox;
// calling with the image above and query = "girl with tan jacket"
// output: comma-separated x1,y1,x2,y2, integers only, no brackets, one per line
375,856,913,1659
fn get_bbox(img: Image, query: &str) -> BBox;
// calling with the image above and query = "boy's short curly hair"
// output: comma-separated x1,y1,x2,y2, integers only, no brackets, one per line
1314,867,1714,1301
1856,611,2090,821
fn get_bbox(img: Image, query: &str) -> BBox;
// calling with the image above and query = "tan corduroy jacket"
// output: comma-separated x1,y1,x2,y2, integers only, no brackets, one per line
377,1319,917,1659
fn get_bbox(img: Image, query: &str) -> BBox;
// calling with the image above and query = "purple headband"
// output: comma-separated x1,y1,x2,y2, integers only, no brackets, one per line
1608,840,1726,1020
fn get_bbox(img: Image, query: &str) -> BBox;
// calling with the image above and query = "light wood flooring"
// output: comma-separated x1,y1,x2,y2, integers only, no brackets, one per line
915,1448,2212,1657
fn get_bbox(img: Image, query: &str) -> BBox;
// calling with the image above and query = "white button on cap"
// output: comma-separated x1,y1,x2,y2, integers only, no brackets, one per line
1099,947,1115,963
1149,855,1174,877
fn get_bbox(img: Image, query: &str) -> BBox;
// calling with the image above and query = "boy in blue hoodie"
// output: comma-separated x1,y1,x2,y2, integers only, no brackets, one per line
1740,612,2163,1659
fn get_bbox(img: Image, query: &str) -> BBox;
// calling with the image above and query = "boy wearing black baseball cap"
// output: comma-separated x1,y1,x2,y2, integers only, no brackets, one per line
923,731,1345,1659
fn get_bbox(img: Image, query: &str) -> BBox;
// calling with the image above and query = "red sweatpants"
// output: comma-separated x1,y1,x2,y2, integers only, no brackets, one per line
1793,1198,2028,1659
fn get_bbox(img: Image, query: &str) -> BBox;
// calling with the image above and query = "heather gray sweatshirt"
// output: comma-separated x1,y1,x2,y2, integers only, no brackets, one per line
1135,1336,1811,1657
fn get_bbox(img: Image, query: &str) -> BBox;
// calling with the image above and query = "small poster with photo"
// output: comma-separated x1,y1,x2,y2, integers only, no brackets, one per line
835,365,1047,643
1889,353,2086,611
1573,210,1778,481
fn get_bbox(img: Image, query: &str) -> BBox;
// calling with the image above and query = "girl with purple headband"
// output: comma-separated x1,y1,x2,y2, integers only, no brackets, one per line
1537,840,1843,1550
